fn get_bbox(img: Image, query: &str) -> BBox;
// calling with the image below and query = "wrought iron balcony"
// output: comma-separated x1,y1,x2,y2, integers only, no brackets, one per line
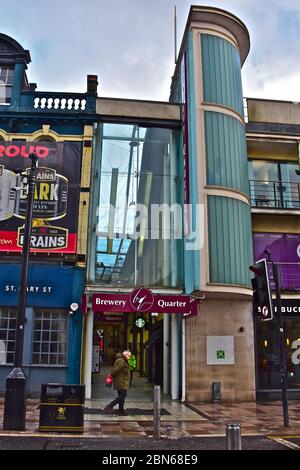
250,180,300,209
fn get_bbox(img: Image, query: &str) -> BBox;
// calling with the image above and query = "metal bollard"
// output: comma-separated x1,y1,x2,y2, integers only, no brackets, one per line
153,385,161,439
226,423,242,450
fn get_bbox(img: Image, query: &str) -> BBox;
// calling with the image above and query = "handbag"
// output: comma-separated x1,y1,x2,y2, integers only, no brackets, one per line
106,373,113,388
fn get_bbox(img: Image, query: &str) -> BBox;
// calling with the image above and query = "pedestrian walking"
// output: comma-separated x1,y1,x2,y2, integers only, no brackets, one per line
128,352,136,385
104,349,131,416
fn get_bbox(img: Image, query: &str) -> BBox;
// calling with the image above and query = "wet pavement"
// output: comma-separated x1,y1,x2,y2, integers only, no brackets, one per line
1,394,300,442
1,369,300,446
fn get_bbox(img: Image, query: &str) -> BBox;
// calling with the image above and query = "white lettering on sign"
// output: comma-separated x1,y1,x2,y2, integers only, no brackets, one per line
157,299,187,308
95,298,126,308
260,305,300,314
4,285,52,294
297,244,300,259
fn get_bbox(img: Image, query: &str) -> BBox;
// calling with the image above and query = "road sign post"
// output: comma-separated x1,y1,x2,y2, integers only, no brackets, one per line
272,262,289,427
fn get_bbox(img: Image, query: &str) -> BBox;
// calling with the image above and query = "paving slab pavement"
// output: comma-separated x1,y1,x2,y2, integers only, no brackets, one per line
1,397,300,440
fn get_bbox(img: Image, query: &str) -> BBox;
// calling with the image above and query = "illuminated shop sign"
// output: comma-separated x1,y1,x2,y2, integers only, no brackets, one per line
0,141,81,253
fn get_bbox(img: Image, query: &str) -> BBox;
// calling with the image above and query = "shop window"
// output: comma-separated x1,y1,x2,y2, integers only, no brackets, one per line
32,309,68,366
256,316,300,390
0,66,14,104
0,308,16,365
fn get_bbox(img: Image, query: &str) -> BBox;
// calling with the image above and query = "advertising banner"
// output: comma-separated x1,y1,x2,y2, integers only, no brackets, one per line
0,141,82,253
253,233,300,290
253,233,300,263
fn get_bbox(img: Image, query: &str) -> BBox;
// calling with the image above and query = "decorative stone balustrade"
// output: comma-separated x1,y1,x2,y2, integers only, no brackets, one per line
33,94,87,111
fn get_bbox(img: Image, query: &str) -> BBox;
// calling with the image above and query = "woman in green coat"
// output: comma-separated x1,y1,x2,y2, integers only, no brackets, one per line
104,350,131,415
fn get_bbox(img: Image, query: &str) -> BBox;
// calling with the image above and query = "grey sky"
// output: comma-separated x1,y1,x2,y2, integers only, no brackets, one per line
0,0,299,102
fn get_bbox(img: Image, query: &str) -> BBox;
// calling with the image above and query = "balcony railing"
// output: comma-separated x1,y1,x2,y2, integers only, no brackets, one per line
267,262,300,292
250,180,300,209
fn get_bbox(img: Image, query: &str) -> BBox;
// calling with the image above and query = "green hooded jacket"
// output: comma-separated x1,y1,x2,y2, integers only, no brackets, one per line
110,353,130,390
128,354,136,371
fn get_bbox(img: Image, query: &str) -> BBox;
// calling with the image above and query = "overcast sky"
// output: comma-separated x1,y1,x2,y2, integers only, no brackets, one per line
1,0,299,102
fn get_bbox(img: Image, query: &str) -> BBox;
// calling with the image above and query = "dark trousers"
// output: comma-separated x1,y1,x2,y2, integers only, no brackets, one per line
109,390,127,411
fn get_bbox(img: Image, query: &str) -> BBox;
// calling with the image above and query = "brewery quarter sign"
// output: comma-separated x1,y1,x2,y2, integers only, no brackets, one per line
0,141,81,253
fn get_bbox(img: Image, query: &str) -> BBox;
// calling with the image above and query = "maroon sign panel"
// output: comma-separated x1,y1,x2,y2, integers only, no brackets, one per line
92,288,197,316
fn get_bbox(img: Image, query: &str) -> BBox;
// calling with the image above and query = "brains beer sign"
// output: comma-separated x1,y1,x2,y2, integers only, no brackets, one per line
0,141,81,253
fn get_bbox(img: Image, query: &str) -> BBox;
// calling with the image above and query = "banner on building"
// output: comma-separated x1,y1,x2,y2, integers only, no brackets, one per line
0,263,84,307
253,232,300,290
92,287,198,316
0,141,81,253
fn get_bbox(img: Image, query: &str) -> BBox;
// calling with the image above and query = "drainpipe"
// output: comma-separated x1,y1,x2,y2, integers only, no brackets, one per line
171,315,179,399
163,314,170,395
181,317,186,402
10,62,26,109
83,309,94,399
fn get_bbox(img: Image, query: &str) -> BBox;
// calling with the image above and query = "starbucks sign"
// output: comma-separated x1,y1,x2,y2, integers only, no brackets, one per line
135,317,145,328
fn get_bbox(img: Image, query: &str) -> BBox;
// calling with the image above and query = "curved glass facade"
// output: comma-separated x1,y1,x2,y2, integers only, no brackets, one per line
90,123,183,288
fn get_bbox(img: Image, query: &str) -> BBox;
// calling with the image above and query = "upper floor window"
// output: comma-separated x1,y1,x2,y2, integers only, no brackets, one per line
0,66,14,104
249,160,300,209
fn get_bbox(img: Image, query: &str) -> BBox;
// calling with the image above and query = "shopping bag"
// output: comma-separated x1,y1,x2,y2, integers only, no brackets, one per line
106,373,113,388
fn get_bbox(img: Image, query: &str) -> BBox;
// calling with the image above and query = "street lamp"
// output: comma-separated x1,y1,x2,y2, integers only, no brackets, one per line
3,152,38,430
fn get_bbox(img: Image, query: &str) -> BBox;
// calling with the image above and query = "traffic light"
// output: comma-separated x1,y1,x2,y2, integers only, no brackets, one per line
249,258,273,321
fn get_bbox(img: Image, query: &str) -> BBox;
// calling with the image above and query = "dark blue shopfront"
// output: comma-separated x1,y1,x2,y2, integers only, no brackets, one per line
0,263,84,395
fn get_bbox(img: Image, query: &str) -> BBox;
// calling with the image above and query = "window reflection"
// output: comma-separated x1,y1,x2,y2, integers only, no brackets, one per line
256,317,300,390
94,124,182,287
249,161,300,209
